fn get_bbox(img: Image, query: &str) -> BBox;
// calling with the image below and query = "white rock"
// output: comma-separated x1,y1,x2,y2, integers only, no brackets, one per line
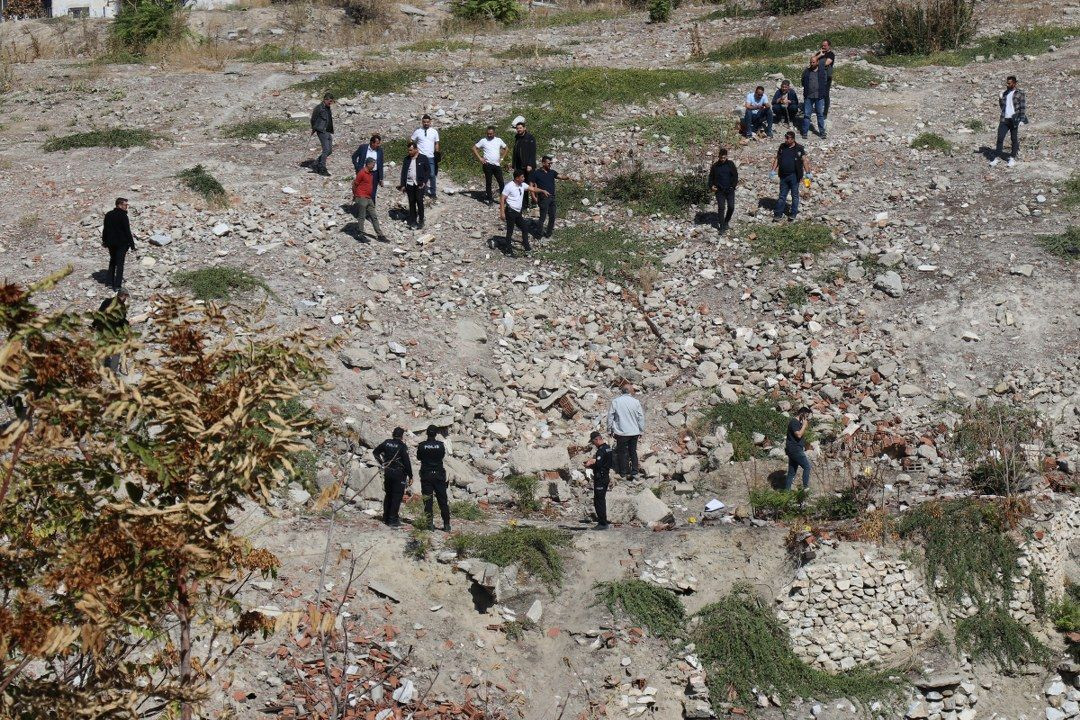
211,222,231,237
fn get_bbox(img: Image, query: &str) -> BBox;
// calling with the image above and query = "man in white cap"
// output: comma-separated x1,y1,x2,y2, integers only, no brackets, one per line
511,116,537,211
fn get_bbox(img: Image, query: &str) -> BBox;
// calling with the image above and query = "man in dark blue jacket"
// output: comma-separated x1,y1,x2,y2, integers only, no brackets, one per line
708,149,738,232
351,134,384,202
772,80,800,127
102,197,136,291
801,57,829,139
397,142,431,229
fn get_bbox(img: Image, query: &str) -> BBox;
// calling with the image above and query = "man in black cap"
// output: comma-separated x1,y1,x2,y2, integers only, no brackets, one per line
583,430,614,529
416,424,451,531
374,427,412,526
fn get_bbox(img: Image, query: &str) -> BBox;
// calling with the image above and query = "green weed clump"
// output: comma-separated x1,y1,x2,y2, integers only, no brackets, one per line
955,607,1050,670
492,42,566,59
1051,582,1080,632
694,582,898,710
403,38,475,52
555,179,596,219
964,118,985,132
1062,173,1080,208
222,117,305,140
172,266,273,302
242,44,321,63
910,132,952,152
538,225,659,281
526,8,620,28
697,398,788,461
451,0,520,23
406,527,432,560
763,0,823,15
450,500,486,521
832,64,882,88
953,402,1043,495
504,617,537,640
704,26,877,62
595,579,687,638
749,222,836,261
749,487,806,520
177,165,227,207
43,128,156,152
649,0,672,22
780,284,808,307
872,0,975,56
293,67,425,99
1039,226,1079,263
451,526,573,587
505,474,540,513
604,165,711,216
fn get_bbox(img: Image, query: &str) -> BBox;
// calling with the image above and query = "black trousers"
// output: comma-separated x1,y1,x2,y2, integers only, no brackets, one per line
382,468,406,524
107,246,128,290
715,188,735,226
996,118,1020,159
482,163,504,202
537,195,556,237
773,105,798,125
614,435,639,478
405,184,425,226
503,208,532,251
824,77,833,118
593,478,609,524
421,472,450,528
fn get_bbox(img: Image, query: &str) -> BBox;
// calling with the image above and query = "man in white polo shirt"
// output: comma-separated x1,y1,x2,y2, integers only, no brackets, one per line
410,114,440,200
472,125,508,205
499,169,542,257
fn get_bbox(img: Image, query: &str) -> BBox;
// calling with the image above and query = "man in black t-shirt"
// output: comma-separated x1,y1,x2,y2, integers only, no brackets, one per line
770,132,812,222
583,430,614,529
785,407,812,489
815,39,835,118
531,156,559,238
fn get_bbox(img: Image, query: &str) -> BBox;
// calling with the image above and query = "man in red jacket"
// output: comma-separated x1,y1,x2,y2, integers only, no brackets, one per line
352,157,388,243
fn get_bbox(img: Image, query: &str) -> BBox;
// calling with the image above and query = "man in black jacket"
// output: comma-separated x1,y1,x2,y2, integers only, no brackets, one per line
397,142,431,229
511,117,537,210
801,57,828,139
583,430,614,529
310,93,335,176
416,425,451,531
708,149,738,232
374,427,413,526
102,197,136,291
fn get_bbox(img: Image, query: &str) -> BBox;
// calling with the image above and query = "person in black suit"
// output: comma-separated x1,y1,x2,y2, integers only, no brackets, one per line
397,142,431,229
101,197,136,291
351,133,385,203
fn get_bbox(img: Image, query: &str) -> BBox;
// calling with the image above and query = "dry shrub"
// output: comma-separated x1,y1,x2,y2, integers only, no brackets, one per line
147,37,241,70
872,0,976,55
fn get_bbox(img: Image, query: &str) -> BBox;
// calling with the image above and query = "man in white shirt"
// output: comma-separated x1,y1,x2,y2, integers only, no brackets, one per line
499,169,540,256
742,85,773,139
472,125,508,205
410,114,440,200
607,383,645,480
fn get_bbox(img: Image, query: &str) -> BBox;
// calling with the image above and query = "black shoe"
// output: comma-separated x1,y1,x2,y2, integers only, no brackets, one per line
594,522,610,530
523,243,532,252
406,222,416,229
543,231,552,238
416,223,424,230
388,519,402,527
317,167,330,177
800,134,808,139
426,523,436,531
443,524,452,533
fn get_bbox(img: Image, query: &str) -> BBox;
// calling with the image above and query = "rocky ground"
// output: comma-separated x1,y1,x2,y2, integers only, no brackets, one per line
1,0,1079,717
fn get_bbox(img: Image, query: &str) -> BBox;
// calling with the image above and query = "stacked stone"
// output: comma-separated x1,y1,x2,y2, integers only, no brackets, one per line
1045,662,1080,720
904,673,979,720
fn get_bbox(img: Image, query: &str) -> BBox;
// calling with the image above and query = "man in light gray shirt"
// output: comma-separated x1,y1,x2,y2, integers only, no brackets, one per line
608,382,645,480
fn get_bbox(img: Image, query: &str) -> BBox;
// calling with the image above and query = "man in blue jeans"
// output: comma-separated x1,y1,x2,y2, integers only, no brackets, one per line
411,114,440,200
742,85,773,139
785,406,812,490
801,55,828,139
770,131,812,221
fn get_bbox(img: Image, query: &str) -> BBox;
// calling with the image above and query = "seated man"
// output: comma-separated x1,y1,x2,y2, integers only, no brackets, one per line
743,85,773,139
772,80,801,126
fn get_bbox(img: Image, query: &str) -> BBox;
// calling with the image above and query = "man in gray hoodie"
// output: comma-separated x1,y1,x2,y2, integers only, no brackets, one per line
607,383,646,481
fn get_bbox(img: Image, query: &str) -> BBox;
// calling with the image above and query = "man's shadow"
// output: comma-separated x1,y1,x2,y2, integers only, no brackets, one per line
975,146,997,161
757,197,778,213
91,269,112,287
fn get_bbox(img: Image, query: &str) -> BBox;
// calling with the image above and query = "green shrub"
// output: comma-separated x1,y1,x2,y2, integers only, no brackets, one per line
172,266,273,302
964,118,985,132
505,474,540,513
222,117,305,140
1039,226,1080,263
451,526,573,587
953,402,1043,495
1051,582,1080,633
177,165,227,207
697,399,789,461
780,284,808,307
594,579,686,638
406,527,432,560
403,39,474,52
449,500,486,521
649,0,672,22
749,487,806,520
749,222,836,260
293,67,425,99
504,617,537,640
242,43,321,63
955,607,1050,670
910,132,951,151
872,0,976,56
110,0,186,55
604,165,711,216
451,0,520,23
873,24,1078,66
43,128,156,152
492,42,566,59
809,488,861,520
555,179,596,219
694,582,898,710
763,0,824,15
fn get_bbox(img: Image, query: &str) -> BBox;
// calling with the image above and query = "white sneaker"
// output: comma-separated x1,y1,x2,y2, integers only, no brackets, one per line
989,158,1000,167
1007,157,1016,167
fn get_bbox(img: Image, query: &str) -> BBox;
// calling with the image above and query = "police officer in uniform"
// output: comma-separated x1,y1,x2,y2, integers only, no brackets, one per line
583,430,614,529
374,427,412,526
416,425,451,532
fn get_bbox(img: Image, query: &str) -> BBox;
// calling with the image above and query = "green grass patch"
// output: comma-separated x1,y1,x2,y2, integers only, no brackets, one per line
556,179,596,219
505,474,540,514
604,165,711,216
955,607,1051,670
705,26,878,62
910,132,951,151
697,398,788,461
964,118,986,132
1062,173,1080,208
1051,582,1080,632
293,67,426,98
493,42,567,59
873,24,1079,67
832,64,882,88
780,284,808,307
749,222,836,261
172,266,274,302
538,225,660,281
1038,226,1080,263
450,500,486,521
697,2,756,21
242,43,321,63
504,617,537,640
450,526,572,587
749,487,862,521
594,579,686,639
526,7,621,27
694,582,899,711
43,128,156,152
177,165,228,207
221,116,306,140
406,526,432,560
403,38,475,52
628,112,738,151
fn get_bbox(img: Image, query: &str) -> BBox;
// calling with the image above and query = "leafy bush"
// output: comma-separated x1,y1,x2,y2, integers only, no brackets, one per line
872,0,976,55
505,474,540,513
749,222,836,260
242,43,321,63
749,487,806,520
763,0,824,15
222,117,305,140
697,398,789,461
953,402,1043,495
111,0,186,55
955,607,1050,670
1039,226,1080,263
172,266,273,301
873,24,1077,66
910,132,951,152
649,0,672,22
43,128,156,152
1051,582,1080,633
539,225,659,281
594,579,686,638
177,165,228,207
604,165,711,216
451,0,521,22
694,582,898,710
451,526,573,587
